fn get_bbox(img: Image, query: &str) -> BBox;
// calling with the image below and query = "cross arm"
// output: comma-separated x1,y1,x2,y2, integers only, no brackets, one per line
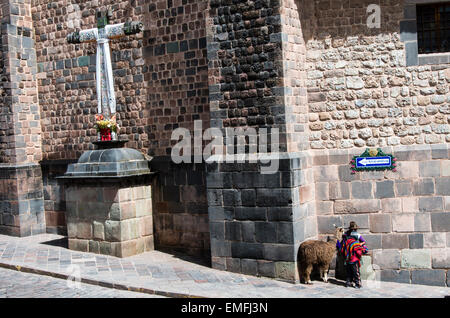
67,28,98,44
106,22,143,40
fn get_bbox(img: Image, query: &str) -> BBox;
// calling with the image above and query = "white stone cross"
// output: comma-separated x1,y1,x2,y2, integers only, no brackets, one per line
67,9,143,118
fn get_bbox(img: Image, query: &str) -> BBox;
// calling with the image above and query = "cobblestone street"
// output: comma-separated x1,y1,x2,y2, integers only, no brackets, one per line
0,234,448,298
0,267,163,298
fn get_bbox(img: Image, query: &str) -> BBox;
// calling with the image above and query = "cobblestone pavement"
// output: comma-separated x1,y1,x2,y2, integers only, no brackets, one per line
0,234,448,298
0,267,163,298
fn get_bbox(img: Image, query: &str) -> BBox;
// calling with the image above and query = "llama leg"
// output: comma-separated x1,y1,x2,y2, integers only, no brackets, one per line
323,267,328,283
320,265,328,283
305,264,313,284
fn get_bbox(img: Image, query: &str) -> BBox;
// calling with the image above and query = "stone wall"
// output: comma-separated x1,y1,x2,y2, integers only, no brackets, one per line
304,0,450,151
41,161,73,235
32,0,210,159
66,182,154,257
29,0,211,253
32,0,147,160
313,145,450,286
1,0,43,164
206,154,317,282
0,0,46,237
0,164,46,236
151,158,210,258
207,0,286,150
280,0,309,152
143,0,210,157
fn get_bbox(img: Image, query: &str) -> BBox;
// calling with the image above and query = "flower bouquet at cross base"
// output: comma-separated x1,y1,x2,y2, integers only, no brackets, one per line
95,114,119,141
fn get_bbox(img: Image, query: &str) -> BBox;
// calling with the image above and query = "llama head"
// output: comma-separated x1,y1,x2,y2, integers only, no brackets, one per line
333,224,344,240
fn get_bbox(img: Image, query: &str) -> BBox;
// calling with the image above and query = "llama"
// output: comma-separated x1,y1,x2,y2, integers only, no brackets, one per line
298,225,344,284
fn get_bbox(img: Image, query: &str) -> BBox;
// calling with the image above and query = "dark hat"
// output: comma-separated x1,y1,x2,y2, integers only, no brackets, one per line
349,221,358,230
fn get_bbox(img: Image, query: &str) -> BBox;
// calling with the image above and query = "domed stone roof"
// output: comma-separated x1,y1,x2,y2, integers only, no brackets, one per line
64,148,151,178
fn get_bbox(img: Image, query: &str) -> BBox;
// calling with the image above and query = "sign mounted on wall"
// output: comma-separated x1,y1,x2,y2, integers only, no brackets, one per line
350,148,397,174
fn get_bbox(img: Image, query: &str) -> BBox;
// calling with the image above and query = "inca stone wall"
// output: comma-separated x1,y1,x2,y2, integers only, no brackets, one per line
65,183,154,257
0,0,45,237
143,0,210,157
32,0,210,159
151,158,210,258
207,0,286,149
304,0,450,150
32,0,147,160
207,0,449,286
302,0,450,286
0,0,448,285
29,0,211,256
313,145,450,286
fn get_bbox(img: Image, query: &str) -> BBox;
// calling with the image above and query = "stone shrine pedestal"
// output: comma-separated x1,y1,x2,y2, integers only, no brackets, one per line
59,141,155,257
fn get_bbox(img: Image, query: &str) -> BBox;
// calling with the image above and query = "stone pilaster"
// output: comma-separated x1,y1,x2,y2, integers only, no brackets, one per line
206,0,316,282
0,0,45,236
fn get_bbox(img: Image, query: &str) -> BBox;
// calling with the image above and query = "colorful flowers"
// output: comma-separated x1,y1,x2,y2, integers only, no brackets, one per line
95,114,119,133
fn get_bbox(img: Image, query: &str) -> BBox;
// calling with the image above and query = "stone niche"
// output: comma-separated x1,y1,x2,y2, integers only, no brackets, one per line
60,145,155,257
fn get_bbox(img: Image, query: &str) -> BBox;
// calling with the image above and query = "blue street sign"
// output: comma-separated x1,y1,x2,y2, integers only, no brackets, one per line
355,156,392,168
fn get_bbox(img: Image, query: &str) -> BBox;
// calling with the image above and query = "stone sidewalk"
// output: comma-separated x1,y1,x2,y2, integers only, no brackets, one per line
0,234,448,298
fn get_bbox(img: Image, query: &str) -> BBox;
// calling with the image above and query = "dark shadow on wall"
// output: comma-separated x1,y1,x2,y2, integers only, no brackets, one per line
150,157,211,261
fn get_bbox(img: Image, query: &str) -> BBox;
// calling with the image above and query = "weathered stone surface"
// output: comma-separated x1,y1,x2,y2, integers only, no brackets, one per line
431,248,450,269
411,269,446,287
401,249,432,269
373,249,401,269
409,234,424,249
419,197,443,212
370,214,392,233
382,234,409,249
431,213,450,231
380,270,410,284
392,214,414,233
375,181,395,199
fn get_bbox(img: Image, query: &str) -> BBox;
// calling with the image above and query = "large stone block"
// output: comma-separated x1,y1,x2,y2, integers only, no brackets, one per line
436,177,450,195
341,214,369,230
411,269,446,287
93,221,104,240
241,259,258,276
392,214,414,232
395,180,412,197
380,270,410,284
363,234,382,249
413,178,435,196
373,249,401,269
375,181,395,199
370,214,392,233
275,261,297,282
423,233,446,248
329,182,350,200
431,248,450,269
401,249,431,269
382,234,409,249
351,181,373,199
105,220,121,242
235,207,266,221
257,260,276,278
431,212,450,231
409,234,424,249
419,197,443,212
381,198,402,213
414,213,431,232
317,215,342,234
256,188,294,207
419,161,441,177
231,242,264,259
